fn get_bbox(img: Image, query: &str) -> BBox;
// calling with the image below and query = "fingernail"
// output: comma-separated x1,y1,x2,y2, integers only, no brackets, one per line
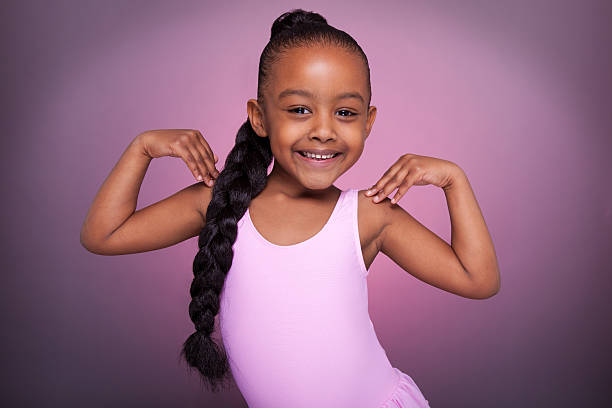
197,175,202,181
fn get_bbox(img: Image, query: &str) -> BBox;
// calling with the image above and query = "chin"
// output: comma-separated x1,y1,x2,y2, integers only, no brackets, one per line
302,180,336,191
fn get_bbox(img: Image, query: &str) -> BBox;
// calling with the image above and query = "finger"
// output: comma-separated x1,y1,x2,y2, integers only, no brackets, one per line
365,165,400,197
173,142,205,182
185,142,214,186
373,166,410,203
190,135,218,180
390,169,419,204
194,131,219,177
368,165,404,202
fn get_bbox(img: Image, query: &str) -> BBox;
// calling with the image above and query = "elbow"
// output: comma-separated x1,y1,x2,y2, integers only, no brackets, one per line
80,235,101,255
477,285,500,299
81,241,112,256
80,230,93,252
80,227,95,253
80,230,108,256
468,270,501,300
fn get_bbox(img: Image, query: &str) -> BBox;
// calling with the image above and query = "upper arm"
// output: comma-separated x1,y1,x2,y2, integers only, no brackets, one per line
378,198,487,299
87,181,213,255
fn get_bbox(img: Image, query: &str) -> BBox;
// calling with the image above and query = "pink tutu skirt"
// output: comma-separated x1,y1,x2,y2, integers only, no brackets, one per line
379,368,431,407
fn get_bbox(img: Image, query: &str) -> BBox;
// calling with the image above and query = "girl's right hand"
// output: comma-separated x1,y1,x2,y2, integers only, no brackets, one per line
137,129,220,186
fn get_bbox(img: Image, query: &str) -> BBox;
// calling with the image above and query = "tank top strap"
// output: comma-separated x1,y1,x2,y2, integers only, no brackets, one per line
330,187,352,220
318,187,352,237
347,188,369,276
323,187,369,277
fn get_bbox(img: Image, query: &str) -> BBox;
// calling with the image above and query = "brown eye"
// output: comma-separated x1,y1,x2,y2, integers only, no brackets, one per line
290,107,311,115
337,110,356,117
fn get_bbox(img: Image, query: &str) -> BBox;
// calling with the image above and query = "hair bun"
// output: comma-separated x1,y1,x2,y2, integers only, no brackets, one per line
270,9,328,39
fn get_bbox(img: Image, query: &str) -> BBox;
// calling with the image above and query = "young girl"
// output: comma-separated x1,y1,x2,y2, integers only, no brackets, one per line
80,9,500,407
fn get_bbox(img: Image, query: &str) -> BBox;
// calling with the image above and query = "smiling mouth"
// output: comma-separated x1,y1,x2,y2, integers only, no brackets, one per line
294,151,342,167
296,151,341,160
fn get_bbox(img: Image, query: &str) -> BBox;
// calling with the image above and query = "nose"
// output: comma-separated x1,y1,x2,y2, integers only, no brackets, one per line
308,112,336,142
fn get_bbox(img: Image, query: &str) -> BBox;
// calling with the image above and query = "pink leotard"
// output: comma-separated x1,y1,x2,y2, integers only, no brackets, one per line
219,188,430,407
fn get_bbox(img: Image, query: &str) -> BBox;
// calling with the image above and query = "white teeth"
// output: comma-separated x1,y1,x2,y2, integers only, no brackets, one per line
301,151,337,159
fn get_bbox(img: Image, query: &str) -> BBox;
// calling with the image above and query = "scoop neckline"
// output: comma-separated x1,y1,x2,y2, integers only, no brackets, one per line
246,189,346,248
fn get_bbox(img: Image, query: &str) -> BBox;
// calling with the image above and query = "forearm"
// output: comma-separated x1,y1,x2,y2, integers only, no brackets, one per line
80,135,151,247
443,166,500,295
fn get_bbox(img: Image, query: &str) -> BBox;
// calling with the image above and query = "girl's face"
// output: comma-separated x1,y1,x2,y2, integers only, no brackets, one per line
248,45,377,192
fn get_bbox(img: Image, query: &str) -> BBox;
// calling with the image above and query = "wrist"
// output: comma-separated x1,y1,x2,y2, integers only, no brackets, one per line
130,132,153,160
442,163,466,192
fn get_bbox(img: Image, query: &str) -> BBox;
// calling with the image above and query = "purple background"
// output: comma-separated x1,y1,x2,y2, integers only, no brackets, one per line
3,0,611,406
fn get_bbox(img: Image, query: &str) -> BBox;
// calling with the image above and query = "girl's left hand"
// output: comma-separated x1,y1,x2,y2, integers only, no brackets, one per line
365,153,460,204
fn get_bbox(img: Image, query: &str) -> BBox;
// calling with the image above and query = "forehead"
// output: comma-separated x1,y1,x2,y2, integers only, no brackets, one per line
267,45,368,102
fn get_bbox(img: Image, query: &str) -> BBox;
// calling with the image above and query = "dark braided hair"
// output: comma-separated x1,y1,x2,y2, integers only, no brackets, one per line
179,8,372,393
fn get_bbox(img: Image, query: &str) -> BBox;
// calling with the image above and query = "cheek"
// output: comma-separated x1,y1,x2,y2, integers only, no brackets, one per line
270,124,305,149
271,131,296,151
347,131,366,152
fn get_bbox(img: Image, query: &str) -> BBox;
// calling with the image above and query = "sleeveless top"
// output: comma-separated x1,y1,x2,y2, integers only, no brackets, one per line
219,188,400,407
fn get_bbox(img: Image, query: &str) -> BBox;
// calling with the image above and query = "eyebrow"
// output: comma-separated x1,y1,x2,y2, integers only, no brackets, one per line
278,88,365,104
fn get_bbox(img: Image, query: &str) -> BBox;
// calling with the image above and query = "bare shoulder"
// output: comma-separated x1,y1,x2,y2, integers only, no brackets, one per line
356,189,393,268
356,189,396,237
368,192,422,250
164,180,215,225
190,180,215,223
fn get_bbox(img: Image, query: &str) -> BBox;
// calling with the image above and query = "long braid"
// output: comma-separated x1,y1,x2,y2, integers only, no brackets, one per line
180,119,272,392
180,8,372,392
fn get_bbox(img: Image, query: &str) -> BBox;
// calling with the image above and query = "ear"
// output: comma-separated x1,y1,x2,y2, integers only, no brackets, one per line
364,105,377,140
247,99,268,138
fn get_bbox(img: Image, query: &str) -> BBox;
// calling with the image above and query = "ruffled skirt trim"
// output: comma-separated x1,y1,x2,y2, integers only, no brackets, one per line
379,367,431,407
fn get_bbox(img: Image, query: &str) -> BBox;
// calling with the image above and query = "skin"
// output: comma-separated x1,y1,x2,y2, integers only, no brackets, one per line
248,46,375,194
80,43,500,300
245,45,379,250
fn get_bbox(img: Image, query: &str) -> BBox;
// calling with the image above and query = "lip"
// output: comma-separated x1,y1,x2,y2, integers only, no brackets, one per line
296,149,341,155
294,151,342,167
